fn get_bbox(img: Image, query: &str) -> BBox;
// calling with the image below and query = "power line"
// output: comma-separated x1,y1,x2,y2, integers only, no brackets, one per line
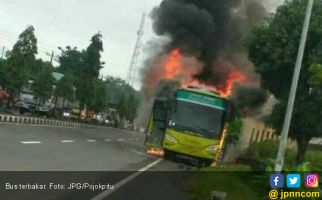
0,28,56,48
0,29,59,52
0,30,60,63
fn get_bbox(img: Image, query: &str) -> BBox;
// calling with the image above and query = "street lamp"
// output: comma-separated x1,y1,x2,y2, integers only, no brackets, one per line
275,0,314,172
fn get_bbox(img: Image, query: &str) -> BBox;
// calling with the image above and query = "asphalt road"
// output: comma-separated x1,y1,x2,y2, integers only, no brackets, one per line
0,123,152,171
0,123,194,200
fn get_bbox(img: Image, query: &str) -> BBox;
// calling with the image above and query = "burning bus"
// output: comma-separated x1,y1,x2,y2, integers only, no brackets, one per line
145,85,230,166
142,47,247,165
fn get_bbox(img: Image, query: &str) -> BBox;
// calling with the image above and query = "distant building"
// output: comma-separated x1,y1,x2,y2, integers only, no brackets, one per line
20,72,78,109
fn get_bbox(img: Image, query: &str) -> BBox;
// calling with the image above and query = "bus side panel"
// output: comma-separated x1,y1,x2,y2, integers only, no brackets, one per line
144,113,166,148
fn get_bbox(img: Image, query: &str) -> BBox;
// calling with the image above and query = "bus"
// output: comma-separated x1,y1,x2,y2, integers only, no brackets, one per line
145,87,230,166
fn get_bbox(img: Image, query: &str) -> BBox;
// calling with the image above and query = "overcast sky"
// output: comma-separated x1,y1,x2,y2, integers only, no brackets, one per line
0,0,284,90
0,0,162,89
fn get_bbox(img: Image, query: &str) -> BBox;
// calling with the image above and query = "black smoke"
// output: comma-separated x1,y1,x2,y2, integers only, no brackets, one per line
151,0,268,86
137,0,275,126
231,84,268,117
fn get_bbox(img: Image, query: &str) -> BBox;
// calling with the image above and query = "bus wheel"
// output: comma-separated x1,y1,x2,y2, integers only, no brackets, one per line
163,150,172,160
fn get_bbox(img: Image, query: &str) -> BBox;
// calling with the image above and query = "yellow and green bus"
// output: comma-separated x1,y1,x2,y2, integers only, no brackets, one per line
145,87,230,165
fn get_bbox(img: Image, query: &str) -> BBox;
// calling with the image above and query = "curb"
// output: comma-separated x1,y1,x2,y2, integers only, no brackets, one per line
0,114,98,129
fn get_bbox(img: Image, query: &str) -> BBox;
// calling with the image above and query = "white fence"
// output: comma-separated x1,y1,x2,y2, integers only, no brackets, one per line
238,118,276,151
0,114,87,128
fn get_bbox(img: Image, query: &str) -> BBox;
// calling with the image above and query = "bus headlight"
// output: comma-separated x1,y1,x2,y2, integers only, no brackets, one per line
205,145,218,152
165,134,178,144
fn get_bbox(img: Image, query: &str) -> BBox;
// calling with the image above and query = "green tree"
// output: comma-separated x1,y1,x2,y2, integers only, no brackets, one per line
117,94,127,121
105,76,128,86
0,58,8,87
126,94,139,123
247,0,322,164
32,65,53,105
76,33,104,110
54,74,75,107
105,76,140,122
56,46,84,75
308,64,322,86
5,26,38,104
91,79,107,113
83,33,104,78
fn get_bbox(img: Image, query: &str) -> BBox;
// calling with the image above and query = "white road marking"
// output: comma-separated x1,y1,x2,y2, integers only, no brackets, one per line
87,139,96,143
21,141,42,144
91,158,163,200
130,149,148,156
104,139,111,142
61,140,74,143
117,138,124,141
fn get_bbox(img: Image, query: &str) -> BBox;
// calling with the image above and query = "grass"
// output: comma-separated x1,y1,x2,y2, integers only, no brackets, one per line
306,150,322,171
186,142,322,200
186,165,262,200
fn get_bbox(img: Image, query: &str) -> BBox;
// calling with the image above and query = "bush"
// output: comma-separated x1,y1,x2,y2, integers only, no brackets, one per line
226,118,242,143
306,151,322,171
245,140,297,169
247,140,279,159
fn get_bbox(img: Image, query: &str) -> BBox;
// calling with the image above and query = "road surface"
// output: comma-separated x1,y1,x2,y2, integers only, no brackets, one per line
0,123,193,200
0,123,152,171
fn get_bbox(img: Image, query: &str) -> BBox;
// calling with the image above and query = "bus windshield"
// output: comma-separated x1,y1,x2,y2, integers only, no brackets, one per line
168,100,224,139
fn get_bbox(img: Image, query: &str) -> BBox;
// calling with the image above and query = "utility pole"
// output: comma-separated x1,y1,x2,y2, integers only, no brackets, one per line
275,0,314,172
46,51,54,64
1,46,5,61
50,51,54,64
127,13,146,86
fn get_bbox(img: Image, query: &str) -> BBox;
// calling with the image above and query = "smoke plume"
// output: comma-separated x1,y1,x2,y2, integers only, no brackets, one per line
150,0,268,85
231,84,268,117
136,0,279,126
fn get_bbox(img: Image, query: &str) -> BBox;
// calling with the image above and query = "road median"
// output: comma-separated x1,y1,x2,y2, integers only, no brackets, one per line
0,114,99,129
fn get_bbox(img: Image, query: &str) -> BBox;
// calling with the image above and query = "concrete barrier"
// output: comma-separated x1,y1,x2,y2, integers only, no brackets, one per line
0,114,113,130
0,114,86,129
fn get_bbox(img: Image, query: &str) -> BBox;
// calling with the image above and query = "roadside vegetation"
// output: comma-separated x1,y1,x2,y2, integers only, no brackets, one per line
187,140,322,200
0,26,139,125
247,0,322,164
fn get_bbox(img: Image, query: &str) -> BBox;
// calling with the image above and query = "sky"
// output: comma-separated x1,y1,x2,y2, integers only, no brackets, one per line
0,0,162,89
0,0,283,90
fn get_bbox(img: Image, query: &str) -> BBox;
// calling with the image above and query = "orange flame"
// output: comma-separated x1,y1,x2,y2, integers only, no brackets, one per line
160,48,246,97
183,79,219,93
183,69,246,97
216,70,246,97
146,147,164,157
164,49,182,79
